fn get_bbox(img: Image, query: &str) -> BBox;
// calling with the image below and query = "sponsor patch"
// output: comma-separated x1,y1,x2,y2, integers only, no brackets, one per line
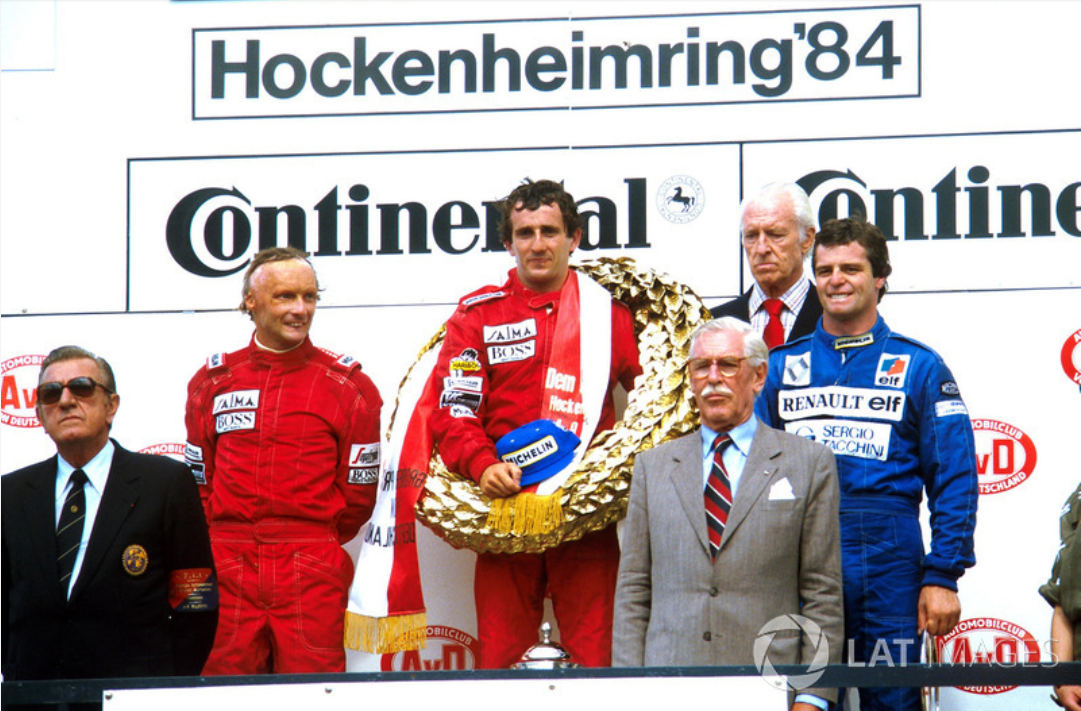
450,348,481,374
212,389,260,415
450,405,476,418
184,442,206,485
936,400,969,418
483,318,537,344
783,353,811,387
336,354,358,369
777,386,906,422
940,380,960,397
501,434,558,468
122,545,149,576
441,388,482,410
169,568,218,612
875,354,911,388
444,376,482,392
208,352,225,369
349,466,380,485
488,340,535,365
216,411,256,433
787,419,893,461
462,290,506,307
834,333,874,350
349,442,381,467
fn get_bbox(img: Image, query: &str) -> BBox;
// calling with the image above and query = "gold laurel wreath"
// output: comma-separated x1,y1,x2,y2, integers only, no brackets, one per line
409,257,711,554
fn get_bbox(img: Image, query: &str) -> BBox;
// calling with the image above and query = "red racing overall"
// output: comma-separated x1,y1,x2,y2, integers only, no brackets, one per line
185,338,381,674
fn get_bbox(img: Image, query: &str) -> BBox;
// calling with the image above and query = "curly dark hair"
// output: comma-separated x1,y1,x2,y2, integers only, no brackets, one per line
499,179,581,244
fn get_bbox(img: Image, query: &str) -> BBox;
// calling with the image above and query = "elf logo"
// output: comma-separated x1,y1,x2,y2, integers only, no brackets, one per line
971,419,1037,495
139,442,187,463
0,354,45,429
936,617,1041,695
381,625,478,671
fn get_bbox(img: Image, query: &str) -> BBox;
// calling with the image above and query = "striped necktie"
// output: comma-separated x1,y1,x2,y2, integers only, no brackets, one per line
705,434,732,560
57,468,88,596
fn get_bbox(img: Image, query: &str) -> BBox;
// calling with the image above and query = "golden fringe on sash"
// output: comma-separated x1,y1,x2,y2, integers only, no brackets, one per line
485,489,564,535
343,610,428,653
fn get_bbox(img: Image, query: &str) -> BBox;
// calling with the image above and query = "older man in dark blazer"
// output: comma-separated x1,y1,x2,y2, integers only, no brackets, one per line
2,345,217,682
613,318,843,710
710,183,822,348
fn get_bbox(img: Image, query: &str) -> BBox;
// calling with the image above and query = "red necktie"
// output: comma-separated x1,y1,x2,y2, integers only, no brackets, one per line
705,434,732,560
762,298,785,350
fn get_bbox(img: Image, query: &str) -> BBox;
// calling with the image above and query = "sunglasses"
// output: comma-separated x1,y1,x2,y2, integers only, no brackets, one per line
37,377,114,406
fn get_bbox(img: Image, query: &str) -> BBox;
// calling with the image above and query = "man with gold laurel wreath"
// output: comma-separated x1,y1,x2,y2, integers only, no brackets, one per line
345,179,641,668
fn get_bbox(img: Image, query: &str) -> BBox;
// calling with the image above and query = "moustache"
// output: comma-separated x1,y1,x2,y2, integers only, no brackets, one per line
700,383,734,398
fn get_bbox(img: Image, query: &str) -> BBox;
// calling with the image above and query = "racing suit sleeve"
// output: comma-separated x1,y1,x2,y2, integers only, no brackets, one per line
335,370,384,543
754,354,782,428
430,307,500,483
916,358,978,590
183,369,215,516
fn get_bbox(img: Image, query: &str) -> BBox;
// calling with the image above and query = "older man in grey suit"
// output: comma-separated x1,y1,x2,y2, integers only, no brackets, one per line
613,317,843,710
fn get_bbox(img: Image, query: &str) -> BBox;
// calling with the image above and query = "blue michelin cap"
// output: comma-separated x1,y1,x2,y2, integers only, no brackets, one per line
496,419,581,487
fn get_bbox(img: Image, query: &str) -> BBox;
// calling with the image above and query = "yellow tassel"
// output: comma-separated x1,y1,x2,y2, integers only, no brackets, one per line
343,610,427,653
486,489,564,535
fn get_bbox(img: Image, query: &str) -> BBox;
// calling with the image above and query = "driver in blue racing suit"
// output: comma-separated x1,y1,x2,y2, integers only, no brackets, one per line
755,217,978,711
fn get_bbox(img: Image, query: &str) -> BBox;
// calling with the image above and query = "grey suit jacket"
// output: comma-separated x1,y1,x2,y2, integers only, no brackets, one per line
613,420,843,701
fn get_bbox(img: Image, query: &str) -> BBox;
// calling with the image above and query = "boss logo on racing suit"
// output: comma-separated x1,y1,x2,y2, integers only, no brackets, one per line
488,340,535,365
875,354,911,388
216,411,256,433
450,349,481,374
212,389,260,414
483,318,537,344
777,386,906,422
783,353,811,387
349,442,381,484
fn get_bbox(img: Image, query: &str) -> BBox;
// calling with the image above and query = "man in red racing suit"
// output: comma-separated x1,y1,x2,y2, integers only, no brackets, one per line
431,180,641,669
185,247,382,674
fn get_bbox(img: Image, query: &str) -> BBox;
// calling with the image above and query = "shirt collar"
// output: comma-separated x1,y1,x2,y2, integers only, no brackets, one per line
56,439,115,501
699,415,758,460
750,276,811,316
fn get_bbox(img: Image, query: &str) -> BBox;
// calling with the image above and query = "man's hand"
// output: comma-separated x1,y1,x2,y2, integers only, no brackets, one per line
479,462,522,499
1054,684,1081,710
918,585,961,636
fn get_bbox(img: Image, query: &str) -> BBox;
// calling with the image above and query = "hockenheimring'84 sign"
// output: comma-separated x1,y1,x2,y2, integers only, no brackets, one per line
192,5,920,119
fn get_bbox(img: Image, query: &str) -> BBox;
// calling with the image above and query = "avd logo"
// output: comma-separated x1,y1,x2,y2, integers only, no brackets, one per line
936,617,1040,695
0,354,45,429
380,625,478,671
971,419,1037,495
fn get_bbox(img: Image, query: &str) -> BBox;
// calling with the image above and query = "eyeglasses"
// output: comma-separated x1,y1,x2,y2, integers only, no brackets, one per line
37,377,113,406
688,357,748,379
